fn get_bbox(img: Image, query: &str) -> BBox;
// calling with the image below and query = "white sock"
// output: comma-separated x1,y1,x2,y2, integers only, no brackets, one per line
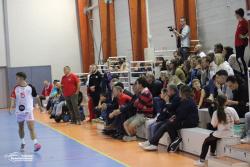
33,139,38,144
21,138,25,145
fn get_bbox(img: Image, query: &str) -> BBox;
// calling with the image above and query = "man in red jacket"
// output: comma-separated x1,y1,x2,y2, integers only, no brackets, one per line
61,66,81,125
234,8,248,75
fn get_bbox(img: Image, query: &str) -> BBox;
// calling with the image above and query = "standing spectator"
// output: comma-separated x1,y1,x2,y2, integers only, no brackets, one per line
39,80,53,109
194,44,206,58
174,17,190,62
87,64,102,121
226,76,249,118
234,8,248,75
61,66,81,125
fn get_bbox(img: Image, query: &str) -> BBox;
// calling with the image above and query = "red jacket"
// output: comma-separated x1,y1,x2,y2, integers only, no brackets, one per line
235,18,248,47
42,83,53,97
134,88,153,115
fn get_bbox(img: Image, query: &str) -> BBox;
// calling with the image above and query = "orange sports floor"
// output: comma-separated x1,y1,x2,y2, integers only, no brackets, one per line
34,110,198,167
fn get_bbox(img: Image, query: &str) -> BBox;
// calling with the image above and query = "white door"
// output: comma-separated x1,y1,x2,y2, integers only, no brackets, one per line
0,67,7,109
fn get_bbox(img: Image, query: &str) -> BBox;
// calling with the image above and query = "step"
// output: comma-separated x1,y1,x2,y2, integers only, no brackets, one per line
208,156,249,167
225,144,250,163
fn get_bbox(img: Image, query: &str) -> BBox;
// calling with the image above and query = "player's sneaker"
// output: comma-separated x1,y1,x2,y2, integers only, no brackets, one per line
20,144,25,152
34,143,41,152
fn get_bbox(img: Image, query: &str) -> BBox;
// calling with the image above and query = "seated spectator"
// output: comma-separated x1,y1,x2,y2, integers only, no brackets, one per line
207,52,217,78
214,53,234,76
140,85,199,152
46,81,61,112
200,56,212,87
226,76,249,118
169,75,185,90
140,85,180,142
223,46,234,62
241,112,250,144
187,56,202,86
214,43,224,54
39,80,53,109
108,86,132,120
192,79,206,109
194,94,240,167
93,92,111,122
228,53,242,77
123,77,153,142
194,44,206,58
171,61,187,83
146,72,163,97
159,71,169,88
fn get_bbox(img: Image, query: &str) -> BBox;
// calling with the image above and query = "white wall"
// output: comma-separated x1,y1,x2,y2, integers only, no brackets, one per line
197,0,246,51
115,0,132,60
0,0,6,66
6,0,82,80
148,0,176,51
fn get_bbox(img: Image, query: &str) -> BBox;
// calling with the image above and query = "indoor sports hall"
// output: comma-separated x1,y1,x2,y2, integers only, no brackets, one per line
0,0,250,167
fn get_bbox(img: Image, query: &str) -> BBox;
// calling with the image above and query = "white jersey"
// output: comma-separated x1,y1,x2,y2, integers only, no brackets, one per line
11,84,37,114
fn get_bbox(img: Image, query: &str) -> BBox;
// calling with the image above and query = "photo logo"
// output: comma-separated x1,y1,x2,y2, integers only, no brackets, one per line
4,152,33,162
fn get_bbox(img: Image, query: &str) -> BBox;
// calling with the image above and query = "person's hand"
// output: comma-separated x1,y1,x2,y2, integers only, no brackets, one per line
109,112,114,119
215,81,221,89
169,115,176,123
101,103,107,111
165,95,170,103
90,86,95,92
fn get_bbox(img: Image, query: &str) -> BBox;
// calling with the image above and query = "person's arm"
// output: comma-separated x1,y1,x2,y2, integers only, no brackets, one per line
198,89,206,109
8,98,15,114
30,84,43,112
211,111,218,128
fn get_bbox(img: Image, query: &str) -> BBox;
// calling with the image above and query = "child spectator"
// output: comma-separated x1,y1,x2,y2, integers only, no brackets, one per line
192,79,206,109
194,94,240,166
94,92,111,122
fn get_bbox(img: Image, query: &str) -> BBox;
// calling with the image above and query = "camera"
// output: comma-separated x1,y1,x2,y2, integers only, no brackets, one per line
167,26,175,32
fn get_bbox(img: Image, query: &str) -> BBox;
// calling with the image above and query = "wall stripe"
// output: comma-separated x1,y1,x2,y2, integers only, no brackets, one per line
77,0,95,72
99,0,117,61
128,0,148,61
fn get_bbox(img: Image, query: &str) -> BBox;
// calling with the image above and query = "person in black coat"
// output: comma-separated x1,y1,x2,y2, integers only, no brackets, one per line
140,85,199,152
88,64,102,120
146,73,163,97
226,76,249,118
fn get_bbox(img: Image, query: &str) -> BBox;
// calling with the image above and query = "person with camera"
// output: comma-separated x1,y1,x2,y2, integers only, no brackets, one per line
172,17,191,63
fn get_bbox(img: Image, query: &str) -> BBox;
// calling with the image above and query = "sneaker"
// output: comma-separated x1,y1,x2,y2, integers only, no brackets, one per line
169,137,182,153
122,136,137,142
143,144,158,151
194,160,205,167
20,144,25,152
241,137,250,144
76,120,82,125
34,143,41,152
139,141,150,148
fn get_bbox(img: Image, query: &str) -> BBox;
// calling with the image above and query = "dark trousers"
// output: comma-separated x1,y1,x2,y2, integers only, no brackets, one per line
180,47,189,63
113,111,136,135
235,45,247,75
46,98,53,111
200,133,220,160
39,96,46,107
149,120,196,146
65,94,80,122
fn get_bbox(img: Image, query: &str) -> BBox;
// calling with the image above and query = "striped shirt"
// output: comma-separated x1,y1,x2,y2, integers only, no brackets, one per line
134,87,153,116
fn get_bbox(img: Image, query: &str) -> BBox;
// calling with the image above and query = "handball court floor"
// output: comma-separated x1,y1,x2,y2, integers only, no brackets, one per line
0,110,197,167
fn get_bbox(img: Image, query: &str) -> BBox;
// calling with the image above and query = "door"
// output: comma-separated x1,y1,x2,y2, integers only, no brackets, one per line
0,67,8,108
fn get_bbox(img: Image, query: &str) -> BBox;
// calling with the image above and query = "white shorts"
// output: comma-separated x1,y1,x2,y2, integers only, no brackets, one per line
16,111,34,123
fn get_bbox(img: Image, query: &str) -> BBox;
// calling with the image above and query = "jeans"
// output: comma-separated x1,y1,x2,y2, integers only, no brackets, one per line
200,133,220,160
65,94,80,122
180,47,189,63
235,45,247,75
148,121,164,140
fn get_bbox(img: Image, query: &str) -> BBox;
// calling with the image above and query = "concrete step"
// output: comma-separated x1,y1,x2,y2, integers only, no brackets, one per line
225,144,250,163
208,156,249,167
